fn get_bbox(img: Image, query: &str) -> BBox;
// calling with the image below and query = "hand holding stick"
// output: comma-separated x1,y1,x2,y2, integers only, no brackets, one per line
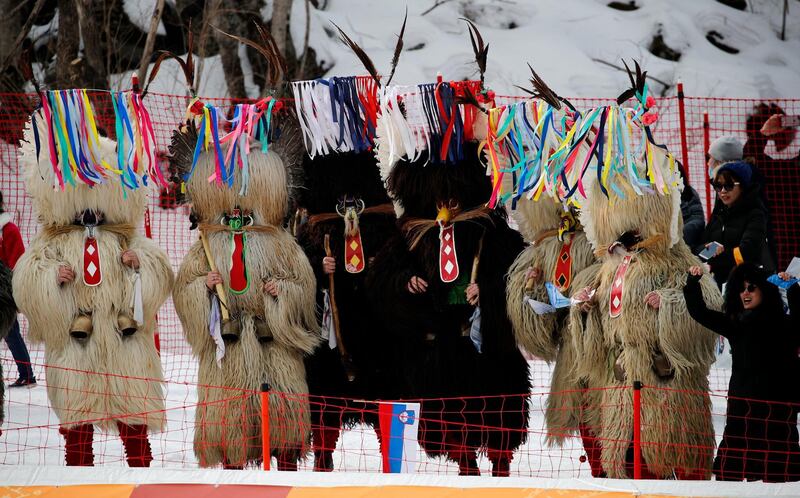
325,234,356,381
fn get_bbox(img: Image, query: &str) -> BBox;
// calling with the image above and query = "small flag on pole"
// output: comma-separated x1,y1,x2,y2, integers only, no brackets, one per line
378,401,421,473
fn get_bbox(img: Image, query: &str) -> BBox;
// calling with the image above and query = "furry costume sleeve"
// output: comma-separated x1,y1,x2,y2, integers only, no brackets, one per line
653,272,719,379
173,242,215,357
568,264,606,385
261,232,320,354
127,236,174,325
506,246,559,361
12,235,75,348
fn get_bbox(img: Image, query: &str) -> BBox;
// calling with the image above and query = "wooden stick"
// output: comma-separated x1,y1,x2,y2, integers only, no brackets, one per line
324,234,354,380
199,229,230,321
470,231,484,285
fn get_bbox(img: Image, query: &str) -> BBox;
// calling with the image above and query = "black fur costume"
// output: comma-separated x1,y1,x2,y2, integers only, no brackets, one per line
366,141,531,476
296,150,398,471
0,261,16,428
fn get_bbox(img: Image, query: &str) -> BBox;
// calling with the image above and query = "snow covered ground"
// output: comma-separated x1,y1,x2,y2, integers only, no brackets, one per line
121,0,800,99
0,350,734,477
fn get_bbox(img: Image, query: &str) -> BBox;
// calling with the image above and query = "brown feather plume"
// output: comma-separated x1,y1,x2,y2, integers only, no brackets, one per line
455,85,488,114
331,22,380,85
385,9,408,86
143,24,196,98
616,59,648,106
461,18,489,87
212,20,288,88
515,63,578,112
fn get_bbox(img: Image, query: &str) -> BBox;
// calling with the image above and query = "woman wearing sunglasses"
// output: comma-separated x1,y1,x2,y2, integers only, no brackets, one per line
700,161,775,287
684,262,800,481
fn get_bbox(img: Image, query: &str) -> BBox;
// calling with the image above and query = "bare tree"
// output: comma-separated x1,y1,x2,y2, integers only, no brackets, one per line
271,0,292,56
212,0,247,98
138,0,167,84
56,0,82,88
76,0,109,89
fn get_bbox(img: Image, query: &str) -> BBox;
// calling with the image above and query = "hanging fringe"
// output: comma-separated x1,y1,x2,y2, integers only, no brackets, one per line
291,75,379,156
484,82,678,209
34,89,166,191
182,96,284,192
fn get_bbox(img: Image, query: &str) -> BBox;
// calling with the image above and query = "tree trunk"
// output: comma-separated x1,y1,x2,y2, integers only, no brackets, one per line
56,0,82,88
138,0,167,84
212,0,246,99
0,0,24,93
270,0,292,56
270,0,292,90
76,0,109,89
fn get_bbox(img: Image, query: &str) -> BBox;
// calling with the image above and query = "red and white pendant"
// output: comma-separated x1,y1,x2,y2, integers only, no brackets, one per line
83,236,102,287
229,232,248,294
553,233,575,292
344,230,365,274
439,223,459,283
609,255,632,318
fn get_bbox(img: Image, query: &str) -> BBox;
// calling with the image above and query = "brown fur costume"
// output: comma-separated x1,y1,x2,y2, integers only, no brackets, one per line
170,118,319,469
573,152,722,479
13,114,173,466
505,197,599,469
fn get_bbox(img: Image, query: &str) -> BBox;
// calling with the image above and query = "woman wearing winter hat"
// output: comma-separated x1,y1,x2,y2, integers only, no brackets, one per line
684,262,800,481
700,161,775,287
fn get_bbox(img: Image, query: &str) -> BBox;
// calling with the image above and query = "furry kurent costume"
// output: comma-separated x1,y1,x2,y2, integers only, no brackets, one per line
0,261,15,431
367,46,530,472
13,104,173,466
494,78,600,474
295,147,396,471
565,66,722,479
291,22,408,471
170,99,319,470
294,77,396,471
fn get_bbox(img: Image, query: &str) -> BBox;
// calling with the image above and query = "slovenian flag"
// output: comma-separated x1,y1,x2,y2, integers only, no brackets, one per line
378,401,421,473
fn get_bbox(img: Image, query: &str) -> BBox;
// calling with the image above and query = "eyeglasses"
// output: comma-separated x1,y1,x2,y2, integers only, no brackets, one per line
741,284,758,293
712,182,740,193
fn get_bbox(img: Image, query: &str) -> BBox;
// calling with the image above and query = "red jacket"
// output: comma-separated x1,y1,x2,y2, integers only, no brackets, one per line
0,212,24,269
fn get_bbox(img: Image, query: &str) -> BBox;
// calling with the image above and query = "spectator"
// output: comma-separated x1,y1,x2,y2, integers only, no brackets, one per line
0,191,35,388
683,263,800,482
743,104,800,271
677,162,705,250
708,135,744,172
700,161,774,287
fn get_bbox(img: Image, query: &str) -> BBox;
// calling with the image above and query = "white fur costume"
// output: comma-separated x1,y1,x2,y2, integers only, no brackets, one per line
13,114,173,436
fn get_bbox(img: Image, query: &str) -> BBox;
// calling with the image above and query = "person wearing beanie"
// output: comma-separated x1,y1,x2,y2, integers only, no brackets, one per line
700,160,775,286
708,135,744,172
683,263,800,481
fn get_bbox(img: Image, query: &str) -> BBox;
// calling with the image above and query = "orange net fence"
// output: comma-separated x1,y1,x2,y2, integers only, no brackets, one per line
2,357,798,481
0,90,798,477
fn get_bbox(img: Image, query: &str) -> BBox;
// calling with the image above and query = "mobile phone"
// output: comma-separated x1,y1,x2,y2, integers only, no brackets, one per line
782,115,800,128
699,242,721,261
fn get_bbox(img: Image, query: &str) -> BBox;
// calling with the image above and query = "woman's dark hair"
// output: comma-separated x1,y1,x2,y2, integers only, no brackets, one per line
724,262,783,317
0,190,4,213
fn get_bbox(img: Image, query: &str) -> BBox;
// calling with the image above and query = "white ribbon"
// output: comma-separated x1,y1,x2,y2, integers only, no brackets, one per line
321,289,336,349
131,271,144,325
209,295,225,367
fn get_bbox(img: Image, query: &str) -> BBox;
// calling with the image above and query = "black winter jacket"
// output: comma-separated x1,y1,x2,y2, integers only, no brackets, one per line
681,186,705,250
702,187,774,286
684,274,799,402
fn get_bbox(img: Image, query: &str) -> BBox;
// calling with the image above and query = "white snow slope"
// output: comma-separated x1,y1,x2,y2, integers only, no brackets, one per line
128,0,800,99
